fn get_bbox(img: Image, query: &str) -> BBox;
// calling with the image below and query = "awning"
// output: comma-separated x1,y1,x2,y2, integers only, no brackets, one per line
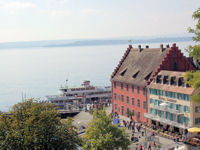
188,127,200,133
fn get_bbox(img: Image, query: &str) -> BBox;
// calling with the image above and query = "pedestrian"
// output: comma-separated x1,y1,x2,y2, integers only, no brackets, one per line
132,123,135,131
140,145,142,150
153,141,156,148
148,144,151,150
128,122,131,130
142,131,144,136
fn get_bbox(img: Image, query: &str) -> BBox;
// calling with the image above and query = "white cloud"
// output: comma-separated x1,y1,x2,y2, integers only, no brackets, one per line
5,1,36,10
41,10,71,16
81,9,102,15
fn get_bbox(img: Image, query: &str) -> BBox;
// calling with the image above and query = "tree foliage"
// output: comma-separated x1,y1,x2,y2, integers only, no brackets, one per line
185,8,200,102
186,8,200,60
0,99,81,150
82,108,130,150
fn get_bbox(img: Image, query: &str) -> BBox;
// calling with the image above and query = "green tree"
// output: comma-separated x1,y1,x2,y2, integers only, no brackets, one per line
82,108,130,150
187,8,200,60
185,8,200,102
127,109,135,118
0,99,81,150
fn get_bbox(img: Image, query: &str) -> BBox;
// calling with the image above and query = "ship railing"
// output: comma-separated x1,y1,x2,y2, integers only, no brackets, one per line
149,103,184,115
46,95,81,101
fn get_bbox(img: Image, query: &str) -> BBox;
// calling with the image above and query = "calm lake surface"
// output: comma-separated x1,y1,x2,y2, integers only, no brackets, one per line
0,42,194,111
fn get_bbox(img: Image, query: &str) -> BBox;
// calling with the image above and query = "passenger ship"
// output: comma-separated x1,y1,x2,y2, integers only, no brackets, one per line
46,80,111,110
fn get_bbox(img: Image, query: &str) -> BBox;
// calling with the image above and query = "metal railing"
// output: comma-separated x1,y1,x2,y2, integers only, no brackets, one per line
149,103,183,115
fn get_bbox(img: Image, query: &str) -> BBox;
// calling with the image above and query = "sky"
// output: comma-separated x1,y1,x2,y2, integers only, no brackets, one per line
0,0,199,42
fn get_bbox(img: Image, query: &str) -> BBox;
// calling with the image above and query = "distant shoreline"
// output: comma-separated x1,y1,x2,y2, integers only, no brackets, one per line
0,36,192,50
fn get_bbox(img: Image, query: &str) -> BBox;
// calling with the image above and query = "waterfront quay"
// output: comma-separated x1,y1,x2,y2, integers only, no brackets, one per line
72,105,189,150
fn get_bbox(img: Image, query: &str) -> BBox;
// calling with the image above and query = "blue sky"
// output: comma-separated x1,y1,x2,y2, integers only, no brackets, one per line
0,0,199,42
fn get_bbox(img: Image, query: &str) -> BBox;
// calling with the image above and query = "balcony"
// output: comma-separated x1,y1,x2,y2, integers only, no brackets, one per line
144,113,190,129
149,103,184,115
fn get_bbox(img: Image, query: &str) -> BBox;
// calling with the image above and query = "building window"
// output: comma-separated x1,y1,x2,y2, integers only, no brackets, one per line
143,88,146,96
161,90,164,96
121,83,124,90
118,107,120,112
132,98,134,106
114,82,116,88
195,106,200,113
186,106,190,112
132,85,134,93
195,118,200,125
187,95,190,101
149,88,152,94
150,108,153,114
184,106,187,112
137,86,140,94
121,95,124,102
177,93,180,99
114,93,117,100
143,101,146,110
176,104,179,110
126,84,129,91
165,91,168,97
127,96,129,104
169,92,172,98
127,108,130,115
172,92,176,98
137,99,140,108
150,99,153,104
181,94,186,100
121,106,124,115
118,95,120,100
115,104,117,110
138,112,141,120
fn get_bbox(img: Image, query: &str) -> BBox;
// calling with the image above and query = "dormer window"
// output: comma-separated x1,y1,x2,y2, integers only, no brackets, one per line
144,72,152,81
133,71,140,78
170,76,176,86
120,68,127,76
178,77,184,87
156,75,162,84
163,76,169,84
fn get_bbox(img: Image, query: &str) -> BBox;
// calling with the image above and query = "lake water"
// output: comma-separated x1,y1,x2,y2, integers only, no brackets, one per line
0,41,194,111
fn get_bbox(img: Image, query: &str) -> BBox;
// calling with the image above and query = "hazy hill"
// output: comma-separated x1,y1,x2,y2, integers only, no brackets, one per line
0,36,192,49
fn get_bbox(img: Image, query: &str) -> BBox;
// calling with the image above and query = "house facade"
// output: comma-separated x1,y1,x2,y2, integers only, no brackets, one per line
145,71,200,133
111,43,195,123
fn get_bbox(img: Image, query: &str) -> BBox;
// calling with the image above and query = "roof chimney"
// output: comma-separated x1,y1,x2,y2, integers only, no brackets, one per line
145,45,149,48
160,44,164,52
138,45,142,52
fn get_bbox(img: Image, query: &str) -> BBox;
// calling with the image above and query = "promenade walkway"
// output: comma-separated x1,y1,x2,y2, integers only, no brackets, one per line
72,105,186,149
